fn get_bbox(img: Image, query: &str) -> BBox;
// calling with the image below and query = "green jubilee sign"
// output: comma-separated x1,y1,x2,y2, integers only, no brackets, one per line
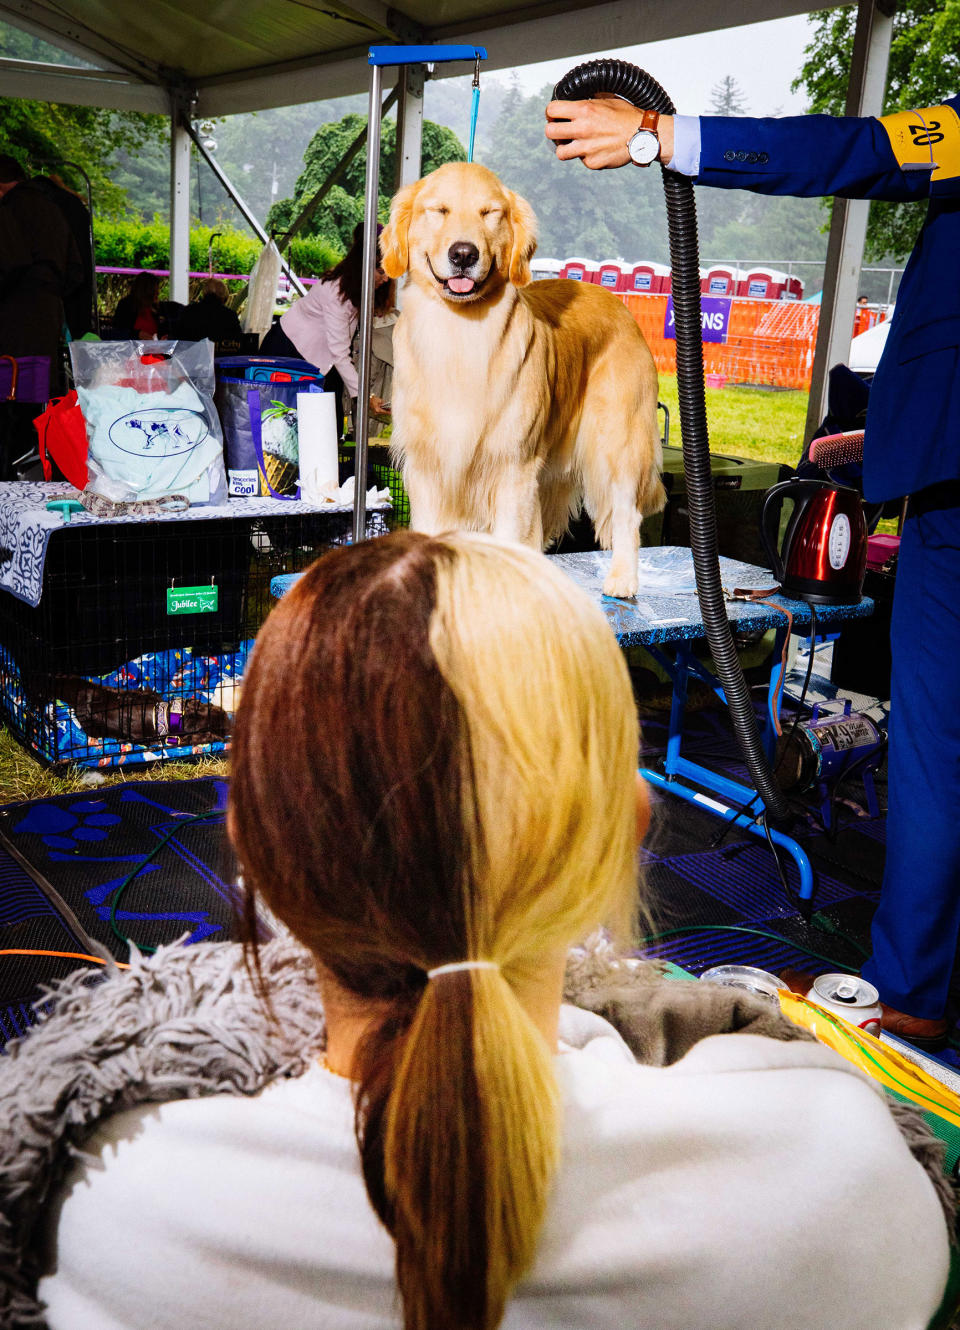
167,586,219,615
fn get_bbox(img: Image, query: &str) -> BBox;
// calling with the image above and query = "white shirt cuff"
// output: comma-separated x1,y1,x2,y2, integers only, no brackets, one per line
666,115,701,177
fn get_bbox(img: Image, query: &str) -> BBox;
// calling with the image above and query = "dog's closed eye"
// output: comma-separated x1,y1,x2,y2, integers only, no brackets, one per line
426,205,450,216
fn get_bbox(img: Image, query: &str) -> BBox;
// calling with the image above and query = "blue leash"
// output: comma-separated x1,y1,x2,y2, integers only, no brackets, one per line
468,54,481,161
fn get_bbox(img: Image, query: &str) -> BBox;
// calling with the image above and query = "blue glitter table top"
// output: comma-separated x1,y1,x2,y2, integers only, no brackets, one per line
553,548,874,646
273,546,874,644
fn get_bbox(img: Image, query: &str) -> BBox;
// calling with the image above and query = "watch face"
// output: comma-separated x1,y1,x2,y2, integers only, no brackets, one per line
628,129,659,166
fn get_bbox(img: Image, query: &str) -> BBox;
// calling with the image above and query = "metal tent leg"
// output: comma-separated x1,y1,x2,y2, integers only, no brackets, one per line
169,93,192,307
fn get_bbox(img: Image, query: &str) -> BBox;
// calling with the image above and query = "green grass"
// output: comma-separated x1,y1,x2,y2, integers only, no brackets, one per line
657,374,810,467
0,724,229,807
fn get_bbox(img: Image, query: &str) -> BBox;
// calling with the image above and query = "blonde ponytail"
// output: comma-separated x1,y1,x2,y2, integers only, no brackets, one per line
379,534,638,1329
384,968,560,1330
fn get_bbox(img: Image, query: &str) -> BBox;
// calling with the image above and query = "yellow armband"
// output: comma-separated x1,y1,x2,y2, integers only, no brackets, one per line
879,104,960,182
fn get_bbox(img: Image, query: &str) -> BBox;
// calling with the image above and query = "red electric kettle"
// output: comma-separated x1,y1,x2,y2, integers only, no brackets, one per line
760,479,867,605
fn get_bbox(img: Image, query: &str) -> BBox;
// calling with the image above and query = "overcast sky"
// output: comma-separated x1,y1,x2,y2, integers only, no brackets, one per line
508,15,814,117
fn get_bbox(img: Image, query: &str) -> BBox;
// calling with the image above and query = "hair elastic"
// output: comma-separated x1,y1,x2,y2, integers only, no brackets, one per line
427,960,500,980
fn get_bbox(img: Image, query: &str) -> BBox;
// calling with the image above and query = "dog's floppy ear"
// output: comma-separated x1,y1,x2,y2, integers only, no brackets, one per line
507,190,538,287
381,180,419,278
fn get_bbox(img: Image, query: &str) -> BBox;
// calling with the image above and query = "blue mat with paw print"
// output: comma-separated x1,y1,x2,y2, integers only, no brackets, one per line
0,778,241,1046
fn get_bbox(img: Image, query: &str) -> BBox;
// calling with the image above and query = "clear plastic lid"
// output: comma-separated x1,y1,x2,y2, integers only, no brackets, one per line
699,964,784,1001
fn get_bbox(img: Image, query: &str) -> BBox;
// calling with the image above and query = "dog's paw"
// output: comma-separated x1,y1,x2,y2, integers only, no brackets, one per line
602,570,638,599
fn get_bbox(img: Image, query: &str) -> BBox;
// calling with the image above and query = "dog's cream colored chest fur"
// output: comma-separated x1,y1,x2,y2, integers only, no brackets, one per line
394,288,543,470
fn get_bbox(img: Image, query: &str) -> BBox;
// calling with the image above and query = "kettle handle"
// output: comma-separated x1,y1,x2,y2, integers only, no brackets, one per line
760,479,804,582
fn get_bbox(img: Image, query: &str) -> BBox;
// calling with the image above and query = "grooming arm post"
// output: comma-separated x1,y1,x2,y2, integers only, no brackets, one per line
353,44,487,544
353,59,383,544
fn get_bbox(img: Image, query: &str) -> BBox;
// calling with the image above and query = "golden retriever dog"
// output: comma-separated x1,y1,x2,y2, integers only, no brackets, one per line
380,161,665,596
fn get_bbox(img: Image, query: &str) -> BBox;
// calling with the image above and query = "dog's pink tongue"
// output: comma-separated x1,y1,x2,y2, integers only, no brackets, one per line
447,276,475,294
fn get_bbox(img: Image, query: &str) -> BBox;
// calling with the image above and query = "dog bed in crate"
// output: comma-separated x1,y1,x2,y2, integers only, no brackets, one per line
0,642,251,769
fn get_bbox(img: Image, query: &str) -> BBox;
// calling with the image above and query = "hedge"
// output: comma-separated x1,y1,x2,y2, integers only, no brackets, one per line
93,219,342,279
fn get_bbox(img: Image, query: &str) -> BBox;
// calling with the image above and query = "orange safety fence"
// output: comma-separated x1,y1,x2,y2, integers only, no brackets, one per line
616,294,889,391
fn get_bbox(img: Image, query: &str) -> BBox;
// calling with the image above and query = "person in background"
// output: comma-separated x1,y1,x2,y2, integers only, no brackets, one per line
31,531,949,1330
32,173,96,339
546,91,960,1048
857,293,870,307
0,152,83,476
176,276,243,344
260,220,391,441
111,271,161,340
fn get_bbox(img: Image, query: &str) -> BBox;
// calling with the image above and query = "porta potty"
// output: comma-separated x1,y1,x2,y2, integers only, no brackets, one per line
597,259,625,290
630,261,669,293
530,257,563,281
705,266,739,297
561,257,598,283
740,268,789,299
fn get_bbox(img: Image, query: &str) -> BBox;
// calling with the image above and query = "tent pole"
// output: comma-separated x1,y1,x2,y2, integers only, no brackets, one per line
395,63,425,188
803,0,894,443
169,91,192,306
187,125,305,297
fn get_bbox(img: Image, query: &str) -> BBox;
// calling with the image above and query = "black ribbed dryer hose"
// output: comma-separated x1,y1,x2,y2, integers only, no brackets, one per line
553,60,791,823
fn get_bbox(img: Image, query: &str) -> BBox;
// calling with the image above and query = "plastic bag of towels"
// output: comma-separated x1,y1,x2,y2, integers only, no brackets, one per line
69,340,228,506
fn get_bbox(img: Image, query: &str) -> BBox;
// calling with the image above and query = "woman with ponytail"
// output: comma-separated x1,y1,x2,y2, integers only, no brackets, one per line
32,531,949,1330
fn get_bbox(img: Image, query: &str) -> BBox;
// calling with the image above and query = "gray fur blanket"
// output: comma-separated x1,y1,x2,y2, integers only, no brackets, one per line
0,933,954,1328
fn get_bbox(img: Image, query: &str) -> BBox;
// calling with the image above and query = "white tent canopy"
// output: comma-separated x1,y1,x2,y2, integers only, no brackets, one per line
0,0,836,116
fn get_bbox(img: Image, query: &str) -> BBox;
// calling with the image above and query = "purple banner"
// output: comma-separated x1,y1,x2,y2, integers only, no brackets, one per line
664,295,731,344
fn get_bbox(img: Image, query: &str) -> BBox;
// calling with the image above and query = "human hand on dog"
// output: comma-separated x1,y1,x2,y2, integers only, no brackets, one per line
545,95,674,169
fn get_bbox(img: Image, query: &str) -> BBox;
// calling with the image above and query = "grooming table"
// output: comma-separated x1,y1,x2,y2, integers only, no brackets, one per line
552,547,874,910
273,546,874,908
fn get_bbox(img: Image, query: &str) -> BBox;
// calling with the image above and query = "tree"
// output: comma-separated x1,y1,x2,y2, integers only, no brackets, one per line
793,0,960,259
0,21,166,215
267,113,467,250
483,84,668,260
709,76,750,117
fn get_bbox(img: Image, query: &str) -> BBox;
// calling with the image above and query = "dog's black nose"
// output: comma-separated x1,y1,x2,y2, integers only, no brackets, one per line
448,241,479,271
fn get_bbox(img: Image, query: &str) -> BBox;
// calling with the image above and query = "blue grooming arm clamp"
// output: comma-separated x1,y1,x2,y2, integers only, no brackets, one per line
368,45,487,66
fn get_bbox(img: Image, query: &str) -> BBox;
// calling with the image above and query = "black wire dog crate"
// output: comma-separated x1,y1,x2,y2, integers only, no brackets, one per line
0,510,378,769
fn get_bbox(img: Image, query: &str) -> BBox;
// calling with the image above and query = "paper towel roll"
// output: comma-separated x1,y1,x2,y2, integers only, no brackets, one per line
297,391,340,501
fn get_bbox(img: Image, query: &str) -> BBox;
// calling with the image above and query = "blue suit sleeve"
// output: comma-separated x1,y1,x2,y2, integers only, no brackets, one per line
696,113,936,202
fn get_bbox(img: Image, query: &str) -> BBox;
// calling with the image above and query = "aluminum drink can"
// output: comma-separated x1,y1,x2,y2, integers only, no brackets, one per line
699,964,785,1002
808,973,882,1036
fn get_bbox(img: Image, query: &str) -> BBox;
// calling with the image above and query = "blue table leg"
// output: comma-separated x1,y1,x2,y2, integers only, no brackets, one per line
638,628,817,917
640,764,815,914
665,642,690,776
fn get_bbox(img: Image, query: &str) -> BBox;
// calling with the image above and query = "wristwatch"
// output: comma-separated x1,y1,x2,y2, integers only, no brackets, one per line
627,110,661,166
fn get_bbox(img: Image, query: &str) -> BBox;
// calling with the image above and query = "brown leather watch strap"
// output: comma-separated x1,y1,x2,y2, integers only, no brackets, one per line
640,109,660,134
